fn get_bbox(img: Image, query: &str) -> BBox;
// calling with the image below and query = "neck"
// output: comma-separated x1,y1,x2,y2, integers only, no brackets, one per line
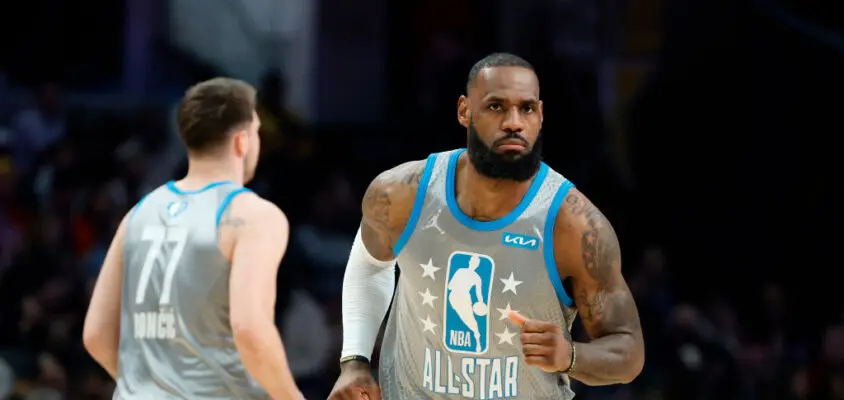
454,153,535,221
178,157,243,189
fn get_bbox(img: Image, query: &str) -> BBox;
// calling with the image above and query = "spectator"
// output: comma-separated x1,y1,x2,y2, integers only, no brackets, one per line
11,83,66,174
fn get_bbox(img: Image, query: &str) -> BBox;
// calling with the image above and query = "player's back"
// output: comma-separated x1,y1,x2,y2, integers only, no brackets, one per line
117,180,268,400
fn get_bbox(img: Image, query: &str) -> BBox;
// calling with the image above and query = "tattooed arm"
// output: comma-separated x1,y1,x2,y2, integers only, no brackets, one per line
334,160,427,396
553,188,645,385
359,160,427,260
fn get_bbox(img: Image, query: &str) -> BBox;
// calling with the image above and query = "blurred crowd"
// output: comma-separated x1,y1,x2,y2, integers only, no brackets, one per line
1,2,844,398
0,79,842,400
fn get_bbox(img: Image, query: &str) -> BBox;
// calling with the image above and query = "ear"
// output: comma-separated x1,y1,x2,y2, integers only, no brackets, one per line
457,95,470,128
233,129,249,157
539,100,544,125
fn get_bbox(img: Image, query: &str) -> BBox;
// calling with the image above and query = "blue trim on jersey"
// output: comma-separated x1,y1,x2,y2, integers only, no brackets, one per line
542,180,575,307
166,180,233,195
392,153,438,256
216,188,253,227
445,148,549,231
129,193,149,220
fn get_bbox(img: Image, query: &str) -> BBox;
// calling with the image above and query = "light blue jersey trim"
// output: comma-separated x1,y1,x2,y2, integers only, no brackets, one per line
392,153,438,256
166,180,233,195
129,193,149,220
216,188,252,228
542,180,575,307
445,149,549,231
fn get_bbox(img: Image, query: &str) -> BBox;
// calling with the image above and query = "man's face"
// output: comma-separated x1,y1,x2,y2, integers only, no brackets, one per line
242,111,261,183
458,67,544,181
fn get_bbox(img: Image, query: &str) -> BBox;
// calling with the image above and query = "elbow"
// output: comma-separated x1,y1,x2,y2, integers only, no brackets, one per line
82,323,109,359
619,344,645,384
232,321,258,343
232,318,272,352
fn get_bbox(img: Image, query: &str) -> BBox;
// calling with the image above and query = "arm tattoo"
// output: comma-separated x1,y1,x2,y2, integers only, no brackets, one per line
360,161,425,260
560,190,644,384
576,287,606,324
219,208,246,228
362,183,391,228
565,193,620,288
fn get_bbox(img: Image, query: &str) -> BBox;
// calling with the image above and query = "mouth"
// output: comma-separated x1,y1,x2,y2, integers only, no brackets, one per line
494,138,527,152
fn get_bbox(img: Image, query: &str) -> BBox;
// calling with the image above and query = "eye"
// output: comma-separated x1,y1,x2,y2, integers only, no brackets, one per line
521,104,536,114
487,103,503,112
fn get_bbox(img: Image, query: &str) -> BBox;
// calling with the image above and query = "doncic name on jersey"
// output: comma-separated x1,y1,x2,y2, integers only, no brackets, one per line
133,200,189,340
422,251,521,399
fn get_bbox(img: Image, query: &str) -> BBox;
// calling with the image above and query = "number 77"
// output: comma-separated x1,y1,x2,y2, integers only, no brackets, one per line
135,226,189,305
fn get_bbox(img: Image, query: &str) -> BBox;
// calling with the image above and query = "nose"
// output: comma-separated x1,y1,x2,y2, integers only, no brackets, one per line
501,107,525,133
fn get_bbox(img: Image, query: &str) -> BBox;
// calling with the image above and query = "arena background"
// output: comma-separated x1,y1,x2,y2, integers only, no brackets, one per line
0,0,842,398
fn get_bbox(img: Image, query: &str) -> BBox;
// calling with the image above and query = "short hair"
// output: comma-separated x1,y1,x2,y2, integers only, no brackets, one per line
176,77,257,154
467,53,535,91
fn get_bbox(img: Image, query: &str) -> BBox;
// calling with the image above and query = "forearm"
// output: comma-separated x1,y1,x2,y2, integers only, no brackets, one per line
234,323,303,399
570,333,643,386
341,228,396,359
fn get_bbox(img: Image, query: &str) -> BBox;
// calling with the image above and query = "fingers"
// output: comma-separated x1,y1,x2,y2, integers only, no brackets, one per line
524,355,559,372
521,343,554,357
507,311,527,326
329,383,380,400
368,385,383,400
508,311,562,333
520,332,556,346
330,390,365,400
524,355,550,368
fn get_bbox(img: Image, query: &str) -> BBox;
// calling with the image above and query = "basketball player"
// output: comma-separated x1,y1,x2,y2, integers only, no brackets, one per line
329,53,645,400
83,78,303,399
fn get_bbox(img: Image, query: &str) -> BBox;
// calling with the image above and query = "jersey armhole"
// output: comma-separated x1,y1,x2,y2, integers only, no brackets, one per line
391,153,439,256
215,187,253,228
542,180,575,307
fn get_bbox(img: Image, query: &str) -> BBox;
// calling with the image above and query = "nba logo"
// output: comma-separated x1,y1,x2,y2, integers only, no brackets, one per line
442,251,495,355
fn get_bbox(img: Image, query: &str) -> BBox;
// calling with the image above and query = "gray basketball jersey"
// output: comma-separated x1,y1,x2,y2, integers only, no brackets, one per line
117,180,268,400
379,149,579,400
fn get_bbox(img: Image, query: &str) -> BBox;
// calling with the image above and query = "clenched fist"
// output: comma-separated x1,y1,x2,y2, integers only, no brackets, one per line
328,361,382,400
508,311,573,373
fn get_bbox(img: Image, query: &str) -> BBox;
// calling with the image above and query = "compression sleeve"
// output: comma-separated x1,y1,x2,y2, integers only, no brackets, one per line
340,228,397,360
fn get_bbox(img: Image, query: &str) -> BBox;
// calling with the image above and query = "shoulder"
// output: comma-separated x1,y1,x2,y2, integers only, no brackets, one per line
367,159,428,194
225,190,288,229
362,159,428,222
359,159,429,260
113,211,132,242
555,188,608,233
551,188,620,274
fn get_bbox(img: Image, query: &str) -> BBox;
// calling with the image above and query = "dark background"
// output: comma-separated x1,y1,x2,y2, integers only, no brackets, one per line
0,0,842,398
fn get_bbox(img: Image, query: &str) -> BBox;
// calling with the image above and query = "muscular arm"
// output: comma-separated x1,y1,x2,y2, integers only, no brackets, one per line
83,214,129,379
340,160,426,366
554,189,644,385
359,160,427,260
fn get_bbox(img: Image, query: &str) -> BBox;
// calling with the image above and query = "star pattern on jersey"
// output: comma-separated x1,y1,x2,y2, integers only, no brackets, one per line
496,302,519,321
495,326,517,345
500,272,523,295
420,315,438,334
419,258,440,280
418,288,438,308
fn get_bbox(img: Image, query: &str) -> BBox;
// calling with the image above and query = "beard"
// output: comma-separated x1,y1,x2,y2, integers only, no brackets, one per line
466,121,543,182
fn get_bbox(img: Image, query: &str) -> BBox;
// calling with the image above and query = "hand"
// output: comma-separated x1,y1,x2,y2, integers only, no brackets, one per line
508,311,572,373
328,361,382,400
